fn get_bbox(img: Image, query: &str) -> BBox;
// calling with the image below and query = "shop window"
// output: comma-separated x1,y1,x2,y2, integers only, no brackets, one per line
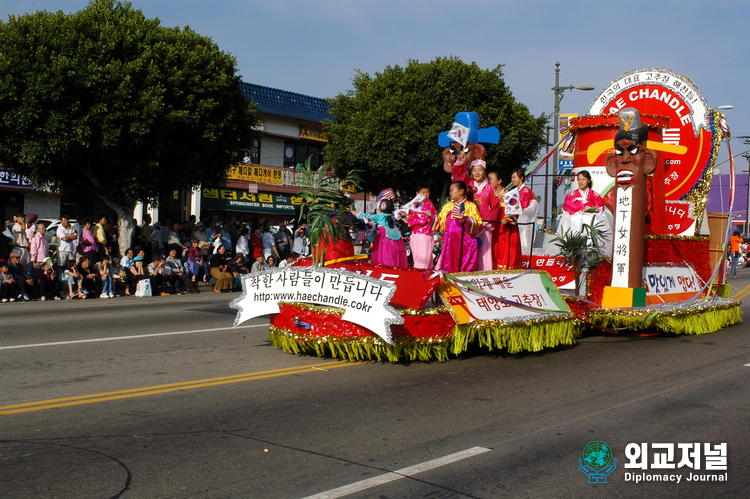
284,141,322,169
243,139,260,164
284,142,296,168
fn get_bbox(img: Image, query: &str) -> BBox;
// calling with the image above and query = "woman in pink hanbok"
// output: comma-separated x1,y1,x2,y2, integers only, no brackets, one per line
433,181,482,273
468,159,500,271
558,170,613,256
562,170,604,214
405,183,438,269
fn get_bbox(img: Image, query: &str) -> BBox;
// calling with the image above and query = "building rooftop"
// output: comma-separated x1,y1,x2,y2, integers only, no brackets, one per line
239,82,333,124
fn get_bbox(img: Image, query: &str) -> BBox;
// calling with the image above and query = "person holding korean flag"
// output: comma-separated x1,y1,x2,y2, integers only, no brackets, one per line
433,181,482,273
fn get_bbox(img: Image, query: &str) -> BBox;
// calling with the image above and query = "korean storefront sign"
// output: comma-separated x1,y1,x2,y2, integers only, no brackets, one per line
0,168,32,189
201,186,301,214
227,165,283,185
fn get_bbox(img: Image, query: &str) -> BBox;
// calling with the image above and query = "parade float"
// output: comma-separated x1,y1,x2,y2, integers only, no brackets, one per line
231,68,741,362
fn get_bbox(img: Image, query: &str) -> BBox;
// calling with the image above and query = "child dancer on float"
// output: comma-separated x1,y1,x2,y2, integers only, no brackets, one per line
433,181,482,273
405,183,438,269
350,198,408,267
468,159,500,271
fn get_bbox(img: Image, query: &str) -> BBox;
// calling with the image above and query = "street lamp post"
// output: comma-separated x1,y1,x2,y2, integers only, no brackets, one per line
550,62,593,230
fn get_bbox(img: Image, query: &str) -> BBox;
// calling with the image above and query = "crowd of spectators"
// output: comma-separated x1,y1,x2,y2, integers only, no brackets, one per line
0,213,311,302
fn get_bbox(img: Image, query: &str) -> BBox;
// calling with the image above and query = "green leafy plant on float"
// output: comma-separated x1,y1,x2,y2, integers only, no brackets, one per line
551,220,610,294
295,156,362,266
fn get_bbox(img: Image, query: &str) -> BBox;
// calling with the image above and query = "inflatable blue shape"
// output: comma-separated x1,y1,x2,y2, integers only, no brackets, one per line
438,112,500,147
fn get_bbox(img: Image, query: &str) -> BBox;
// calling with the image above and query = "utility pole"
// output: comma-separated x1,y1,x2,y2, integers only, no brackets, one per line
543,125,553,230
737,136,750,235
550,62,594,230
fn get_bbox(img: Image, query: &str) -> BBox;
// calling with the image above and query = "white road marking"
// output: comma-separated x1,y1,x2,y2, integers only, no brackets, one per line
745,363,750,367
0,324,269,350
300,446,491,499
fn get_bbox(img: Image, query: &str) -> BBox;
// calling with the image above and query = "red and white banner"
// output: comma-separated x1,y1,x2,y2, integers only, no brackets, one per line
521,255,575,289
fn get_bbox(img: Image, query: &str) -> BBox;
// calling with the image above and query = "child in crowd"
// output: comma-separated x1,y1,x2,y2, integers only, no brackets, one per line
277,253,297,269
350,198,408,267
0,260,17,302
433,181,482,273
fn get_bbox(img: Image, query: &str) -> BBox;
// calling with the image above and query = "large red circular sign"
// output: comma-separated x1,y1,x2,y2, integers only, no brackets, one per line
588,68,719,202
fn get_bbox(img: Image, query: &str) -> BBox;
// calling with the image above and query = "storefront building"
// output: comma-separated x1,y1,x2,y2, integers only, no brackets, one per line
180,82,367,226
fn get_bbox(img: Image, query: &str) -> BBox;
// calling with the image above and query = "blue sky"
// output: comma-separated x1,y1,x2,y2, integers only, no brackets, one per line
3,0,750,168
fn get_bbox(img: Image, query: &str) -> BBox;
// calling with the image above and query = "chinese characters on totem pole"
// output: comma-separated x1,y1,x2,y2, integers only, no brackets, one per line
605,108,658,288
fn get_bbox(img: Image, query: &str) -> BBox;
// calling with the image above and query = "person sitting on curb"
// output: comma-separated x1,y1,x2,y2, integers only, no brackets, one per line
77,256,100,298
34,257,62,301
250,254,269,273
148,255,168,295
165,247,198,294
94,255,116,298
187,237,208,284
209,244,233,293
8,251,32,301
127,256,152,296
61,259,84,300
0,259,17,302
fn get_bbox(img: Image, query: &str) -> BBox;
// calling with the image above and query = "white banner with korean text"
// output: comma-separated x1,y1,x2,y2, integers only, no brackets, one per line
643,264,704,305
438,270,570,325
230,267,403,344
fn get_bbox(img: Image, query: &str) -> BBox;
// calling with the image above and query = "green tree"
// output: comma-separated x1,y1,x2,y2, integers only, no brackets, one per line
324,57,547,200
0,0,258,254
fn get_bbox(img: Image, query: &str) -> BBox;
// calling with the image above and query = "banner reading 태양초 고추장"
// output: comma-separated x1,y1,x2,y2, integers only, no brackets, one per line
438,270,571,325
230,266,404,344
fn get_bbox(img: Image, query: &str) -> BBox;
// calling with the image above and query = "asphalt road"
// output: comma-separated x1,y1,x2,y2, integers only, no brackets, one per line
1,269,749,499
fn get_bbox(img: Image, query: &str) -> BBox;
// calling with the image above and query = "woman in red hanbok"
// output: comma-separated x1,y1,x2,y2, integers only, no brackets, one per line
488,171,522,270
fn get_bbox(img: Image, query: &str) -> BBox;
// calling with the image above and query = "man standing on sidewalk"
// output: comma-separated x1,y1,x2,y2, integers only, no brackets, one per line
56,215,78,271
11,213,29,266
94,214,109,262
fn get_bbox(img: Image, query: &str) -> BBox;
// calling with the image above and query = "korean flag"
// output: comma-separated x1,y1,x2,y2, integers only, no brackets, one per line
503,189,522,217
446,122,470,147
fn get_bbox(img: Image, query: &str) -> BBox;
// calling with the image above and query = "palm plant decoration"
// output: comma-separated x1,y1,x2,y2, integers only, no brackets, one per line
295,156,362,266
551,220,610,294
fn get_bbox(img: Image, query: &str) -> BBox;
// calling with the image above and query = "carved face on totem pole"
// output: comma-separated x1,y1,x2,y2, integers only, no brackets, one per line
438,112,500,183
604,108,658,289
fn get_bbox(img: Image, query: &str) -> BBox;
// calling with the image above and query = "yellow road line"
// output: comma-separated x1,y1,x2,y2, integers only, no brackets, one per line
0,361,361,416
731,282,750,301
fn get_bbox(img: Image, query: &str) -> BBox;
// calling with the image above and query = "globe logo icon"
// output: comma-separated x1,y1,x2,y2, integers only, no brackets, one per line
579,441,616,483
583,441,612,469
